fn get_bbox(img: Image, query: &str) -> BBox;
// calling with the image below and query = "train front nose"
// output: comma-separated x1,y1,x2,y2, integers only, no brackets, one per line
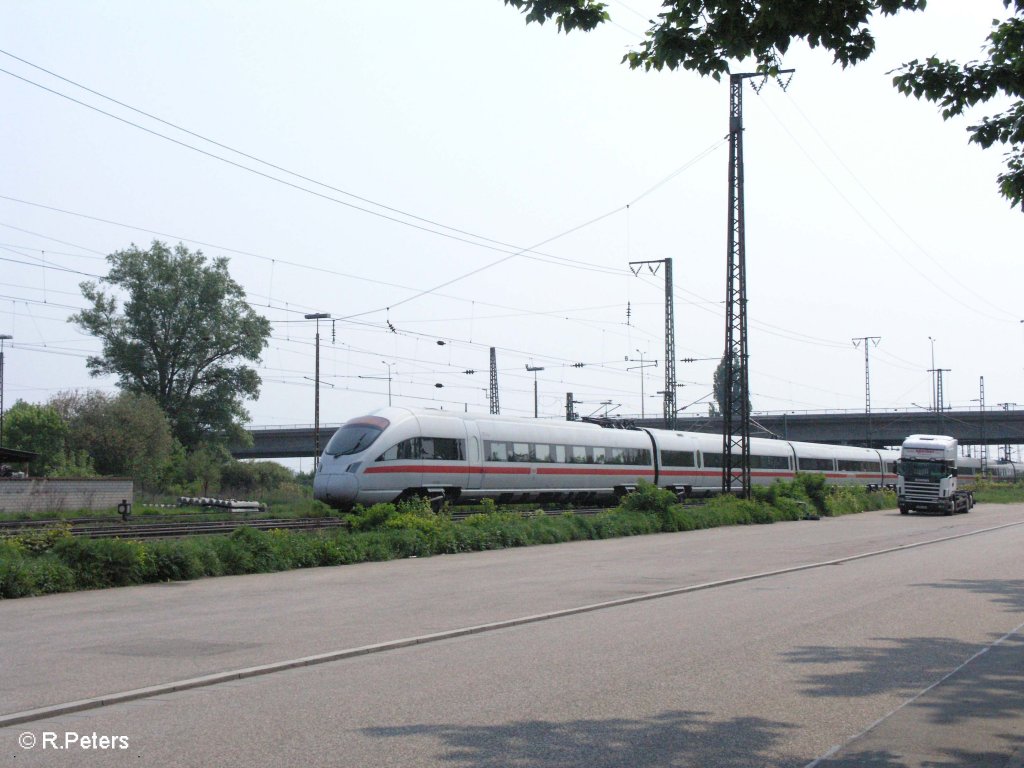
313,467,359,509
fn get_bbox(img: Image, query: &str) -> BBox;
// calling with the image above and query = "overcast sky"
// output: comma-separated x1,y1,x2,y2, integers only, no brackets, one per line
1,1,1021,450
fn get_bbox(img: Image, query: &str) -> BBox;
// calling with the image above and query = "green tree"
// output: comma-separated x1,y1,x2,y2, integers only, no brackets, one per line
502,0,1024,210
220,460,295,496
61,390,175,491
3,401,76,476
162,442,230,496
713,353,751,417
71,241,272,449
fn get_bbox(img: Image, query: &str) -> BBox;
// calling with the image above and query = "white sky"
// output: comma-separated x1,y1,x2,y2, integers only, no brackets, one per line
1,1,1021,445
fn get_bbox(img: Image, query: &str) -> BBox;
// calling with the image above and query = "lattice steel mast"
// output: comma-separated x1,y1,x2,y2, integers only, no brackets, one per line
852,336,880,444
489,347,500,415
722,70,792,498
629,258,677,429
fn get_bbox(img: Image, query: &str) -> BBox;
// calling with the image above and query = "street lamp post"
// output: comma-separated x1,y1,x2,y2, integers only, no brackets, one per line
304,314,331,472
525,364,544,418
0,334,10,447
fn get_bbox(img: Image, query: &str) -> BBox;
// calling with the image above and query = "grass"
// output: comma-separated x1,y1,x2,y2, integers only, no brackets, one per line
970,480,1024,504
0,477,897,599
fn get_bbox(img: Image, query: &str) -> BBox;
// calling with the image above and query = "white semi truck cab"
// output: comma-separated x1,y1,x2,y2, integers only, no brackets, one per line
897,434,973,515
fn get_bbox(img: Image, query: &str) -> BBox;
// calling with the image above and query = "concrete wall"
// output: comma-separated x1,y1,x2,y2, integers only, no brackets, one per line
0,478,134,514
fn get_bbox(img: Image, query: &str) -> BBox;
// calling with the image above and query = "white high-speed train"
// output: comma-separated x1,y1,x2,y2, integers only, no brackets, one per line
313,408,900,509
955,456,1023,483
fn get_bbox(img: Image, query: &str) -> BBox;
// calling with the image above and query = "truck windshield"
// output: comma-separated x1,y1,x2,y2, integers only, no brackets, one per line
900,459,950,481
324,417,389,457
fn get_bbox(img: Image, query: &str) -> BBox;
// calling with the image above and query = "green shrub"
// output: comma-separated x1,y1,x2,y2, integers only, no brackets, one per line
824,486,862,517
148,539,218,581
23,554,76,594
212,527,283,574
10,524,73,554
0,555,35,598
348,503,398,531
794,474,829,515
51,537,152,589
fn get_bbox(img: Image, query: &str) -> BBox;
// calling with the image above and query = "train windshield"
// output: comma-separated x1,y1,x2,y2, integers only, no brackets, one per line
325,416,389,457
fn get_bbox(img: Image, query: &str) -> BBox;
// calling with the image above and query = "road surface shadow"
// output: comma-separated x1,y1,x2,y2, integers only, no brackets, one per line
813,746,1020,767
912,578,1024,614
786,584,1024,768
364,710,793,767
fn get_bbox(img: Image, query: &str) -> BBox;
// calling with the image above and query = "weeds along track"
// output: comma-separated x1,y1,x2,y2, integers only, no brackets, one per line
0,505,624,540
0,516,351,540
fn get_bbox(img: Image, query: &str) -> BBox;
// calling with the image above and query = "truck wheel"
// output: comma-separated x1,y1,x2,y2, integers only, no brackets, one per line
899,506,908,515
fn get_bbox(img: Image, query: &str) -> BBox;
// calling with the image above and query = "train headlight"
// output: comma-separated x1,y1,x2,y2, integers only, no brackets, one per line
346,462,361,474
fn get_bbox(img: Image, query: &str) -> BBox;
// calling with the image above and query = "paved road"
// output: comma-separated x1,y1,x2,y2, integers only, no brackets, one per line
2,504,1023,766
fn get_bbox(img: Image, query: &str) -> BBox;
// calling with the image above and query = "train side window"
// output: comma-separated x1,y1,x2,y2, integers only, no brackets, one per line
377,438,421,461
398,438,420,460
837,459,880,472
607,447,625,465
511,442,532,462
534,444,554,462
431,438,464,461
592,447,606,464
486,441,508,462
661,450,695,467
702,452,722,468
798,457,834,472
750,455,789,470
570,445,588,464
555,445,567,463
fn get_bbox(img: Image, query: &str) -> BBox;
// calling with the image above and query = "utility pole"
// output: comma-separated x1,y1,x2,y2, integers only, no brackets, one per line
928,336,937,411
852,336,880,445
978,376,987,477
565,392,579,422
722,70,792,497
629,258,677,429
489,347,500,415
0,334,11,448
625,351,658,419
525,364,544,418
998,402,1014,461
929,367,951,433
304,313,331,472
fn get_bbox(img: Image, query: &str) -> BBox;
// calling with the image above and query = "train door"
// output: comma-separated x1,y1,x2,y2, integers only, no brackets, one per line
413,414,471,496
465,420,484,491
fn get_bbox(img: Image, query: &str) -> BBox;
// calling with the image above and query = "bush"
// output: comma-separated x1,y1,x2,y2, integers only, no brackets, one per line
348,503,398,532
148,539,219,581
212,527,282,574
10,524,73,554
793,474,829,515
51,537,152,589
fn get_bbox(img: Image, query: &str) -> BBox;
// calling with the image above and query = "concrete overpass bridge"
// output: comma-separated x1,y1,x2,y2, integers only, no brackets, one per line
232,408,1024,459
